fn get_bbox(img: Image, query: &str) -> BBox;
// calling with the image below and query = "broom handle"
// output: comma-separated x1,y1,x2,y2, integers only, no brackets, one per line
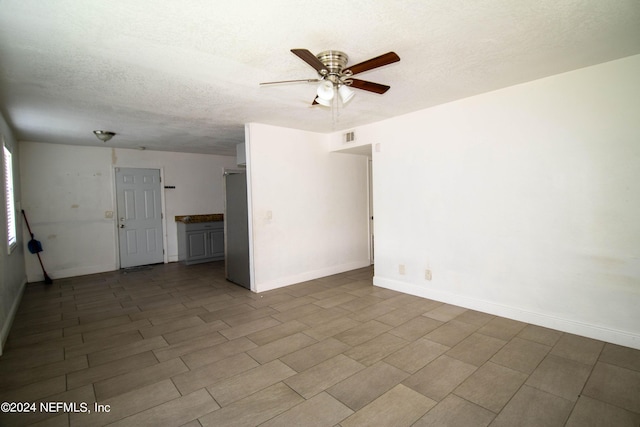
21,209,35,238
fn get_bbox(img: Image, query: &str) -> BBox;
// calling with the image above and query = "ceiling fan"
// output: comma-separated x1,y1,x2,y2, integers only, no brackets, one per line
260,49,400,106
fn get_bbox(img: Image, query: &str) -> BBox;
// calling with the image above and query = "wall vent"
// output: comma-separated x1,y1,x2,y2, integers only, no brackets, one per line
344,131,355,143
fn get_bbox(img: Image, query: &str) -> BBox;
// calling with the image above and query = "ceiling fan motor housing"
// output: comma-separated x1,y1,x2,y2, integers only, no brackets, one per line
316,51,349,77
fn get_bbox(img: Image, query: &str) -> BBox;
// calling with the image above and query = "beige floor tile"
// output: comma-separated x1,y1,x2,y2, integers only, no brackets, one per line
218,316,282,340
94,357,189,400
198,382,304,427
220,306,280,327
525,354,592,402
489,384,573,427
180,336,258,370
565,395,640,427
344,332,409,366
334,320,392,346
246,292,295,309
337,295,386,312
246,332,317,364
0,375,66,403
445,332,507,367
423,304,467,322
67,351,158,390
347,302,397,322
172,352,259,395
88,335,168,366
81,319,152,342
550,333,604,366
341,384,436,427
517,324,563,346
453,309,495,327
327,361,409,411
152,331,227,362
108,388,217,427
582,361,640,413
127,302,192,321
303,316,362,341
245,320,308,346
598,343,640,372
207,360,297,406
377,305,431,327
384,338,449,373
280,337,350,372
454,361,527,413
403,355,477,401
4,329,63,349
0,347,64,372
260,392,353,427
269,295,317,312
161,319,229,345
284,354,365,399
490,336,551,374
312,292,358,308
389,316,443,341
271,303,325,323
476,317,526,341
147,306,210,326
30,413,69,427
413,394,495,427
3,263,639,427
0,356,88,393
424,320,478,347
138,315,205,338
63,314,133,337
69,379,181,426
297,306,349,328
64,330,143,359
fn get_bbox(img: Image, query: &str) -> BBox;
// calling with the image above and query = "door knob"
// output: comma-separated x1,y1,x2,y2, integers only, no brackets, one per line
119,224,125,228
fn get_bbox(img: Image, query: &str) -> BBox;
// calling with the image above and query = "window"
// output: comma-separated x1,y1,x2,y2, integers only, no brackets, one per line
3,139,17,253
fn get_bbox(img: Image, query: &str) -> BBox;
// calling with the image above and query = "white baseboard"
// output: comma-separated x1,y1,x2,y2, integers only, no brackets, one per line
374,276,640,350
0,277,27,357
255,260,371,293
26,264,117,282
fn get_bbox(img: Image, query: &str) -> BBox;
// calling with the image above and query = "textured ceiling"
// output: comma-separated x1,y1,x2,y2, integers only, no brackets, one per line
1,1,639,156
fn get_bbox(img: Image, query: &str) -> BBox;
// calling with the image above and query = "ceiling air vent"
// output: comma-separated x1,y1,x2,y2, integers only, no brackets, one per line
344,131,355,143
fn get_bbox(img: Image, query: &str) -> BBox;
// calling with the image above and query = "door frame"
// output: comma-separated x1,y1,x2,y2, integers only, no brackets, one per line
112,166,168,268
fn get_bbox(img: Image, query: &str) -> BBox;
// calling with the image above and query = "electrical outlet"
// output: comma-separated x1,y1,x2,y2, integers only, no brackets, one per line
399,264,405,275
425,269,432,281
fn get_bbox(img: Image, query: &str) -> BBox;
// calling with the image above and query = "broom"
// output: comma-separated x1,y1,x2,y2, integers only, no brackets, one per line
21,209,53,285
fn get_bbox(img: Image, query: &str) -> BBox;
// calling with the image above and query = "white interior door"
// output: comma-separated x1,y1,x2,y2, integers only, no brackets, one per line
115,167,164,268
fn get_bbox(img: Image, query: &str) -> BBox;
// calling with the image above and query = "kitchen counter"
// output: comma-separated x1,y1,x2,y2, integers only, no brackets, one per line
175,213,224,223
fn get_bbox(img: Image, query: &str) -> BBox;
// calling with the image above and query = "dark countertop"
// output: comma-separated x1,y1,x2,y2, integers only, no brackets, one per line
175,214,224,223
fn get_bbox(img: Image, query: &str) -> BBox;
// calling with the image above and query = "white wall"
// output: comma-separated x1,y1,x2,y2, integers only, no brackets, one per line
366,55,640,349
19,142,236,281
0,114,26,355
247,123,370,292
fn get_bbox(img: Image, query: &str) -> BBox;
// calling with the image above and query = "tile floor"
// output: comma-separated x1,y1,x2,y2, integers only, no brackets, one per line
0,261,639,426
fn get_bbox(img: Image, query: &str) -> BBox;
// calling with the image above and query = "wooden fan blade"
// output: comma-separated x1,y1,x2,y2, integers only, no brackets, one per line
260,79,320,85
349,79,390,94
345,52,400,75
291,49,327,74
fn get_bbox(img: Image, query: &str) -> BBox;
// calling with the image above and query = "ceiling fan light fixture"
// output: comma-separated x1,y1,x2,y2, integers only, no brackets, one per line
93,130,116,142
339,84,355,104
316,80,334,101
314,96,332,107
